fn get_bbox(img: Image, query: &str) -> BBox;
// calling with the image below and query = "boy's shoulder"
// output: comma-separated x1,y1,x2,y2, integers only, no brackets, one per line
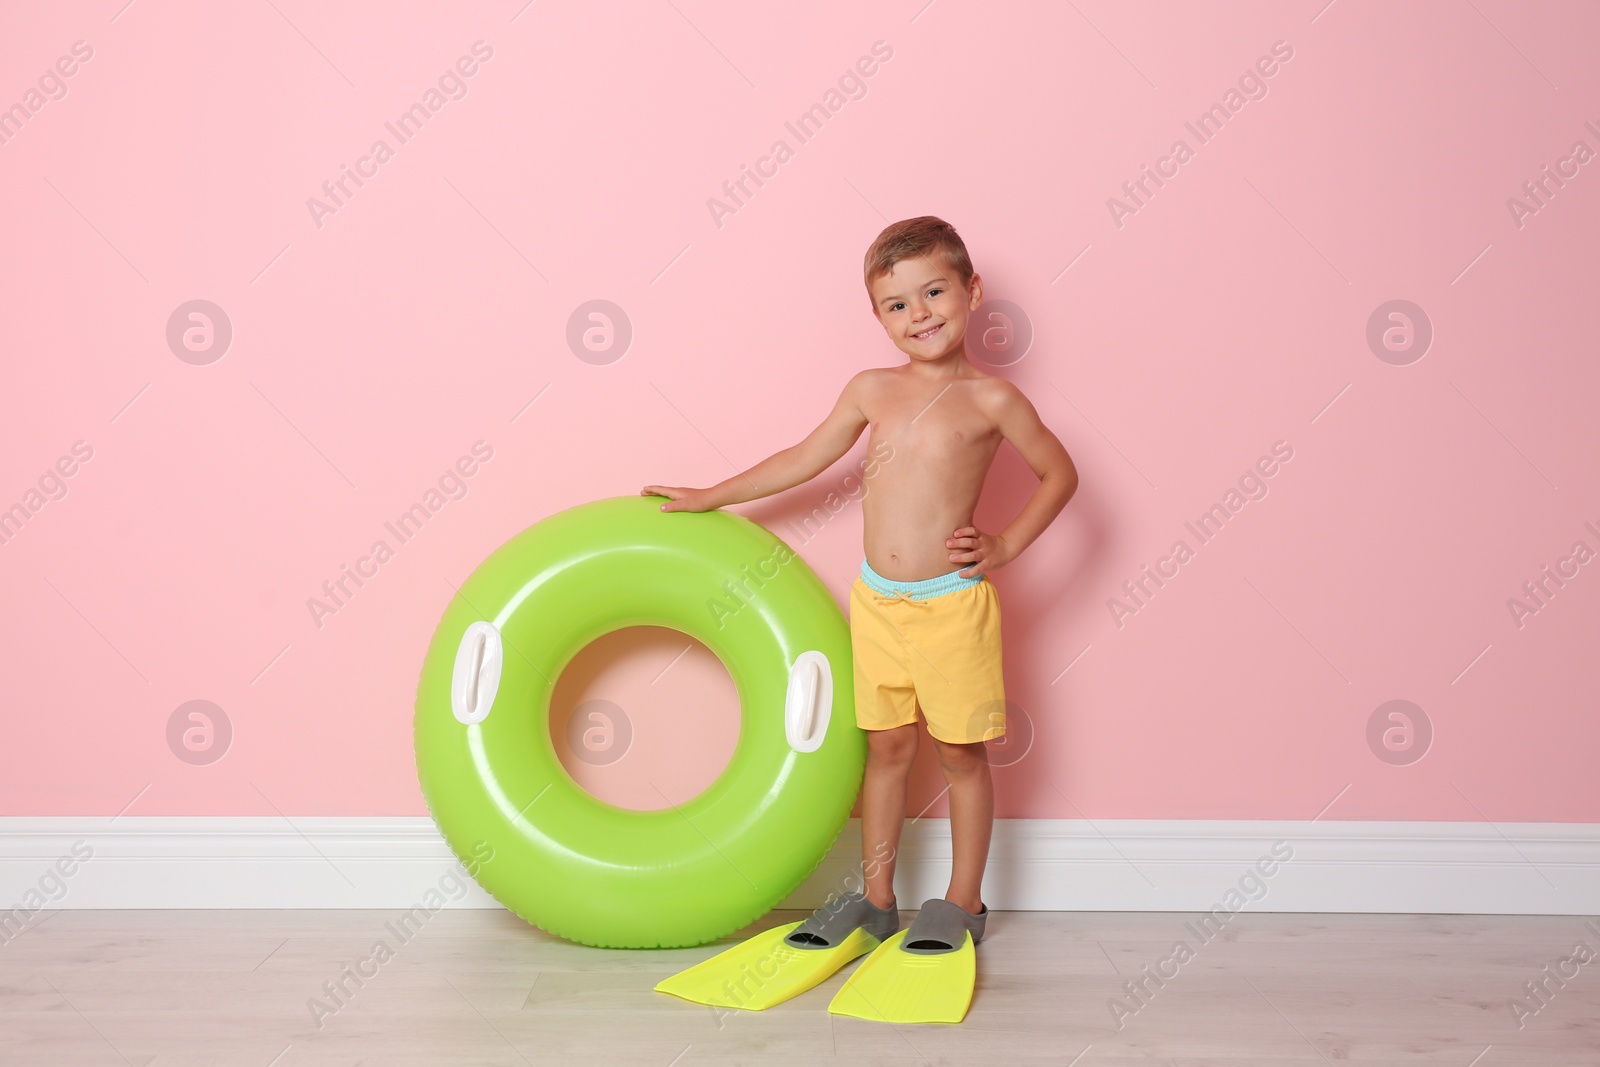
958,372,1039,432
841,365,897,399
958,367,1028,411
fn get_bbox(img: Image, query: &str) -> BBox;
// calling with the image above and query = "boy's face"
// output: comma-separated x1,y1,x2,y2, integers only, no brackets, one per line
869,254,983,365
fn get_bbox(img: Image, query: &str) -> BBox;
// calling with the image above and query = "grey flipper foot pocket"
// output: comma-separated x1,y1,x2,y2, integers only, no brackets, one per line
902,898,987,954
784,891,899,950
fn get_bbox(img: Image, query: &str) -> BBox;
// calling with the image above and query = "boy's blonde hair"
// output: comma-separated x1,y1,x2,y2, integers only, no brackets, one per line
862,216,974,310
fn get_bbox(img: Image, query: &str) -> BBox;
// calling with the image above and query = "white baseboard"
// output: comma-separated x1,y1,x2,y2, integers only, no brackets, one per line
1,818,1596,916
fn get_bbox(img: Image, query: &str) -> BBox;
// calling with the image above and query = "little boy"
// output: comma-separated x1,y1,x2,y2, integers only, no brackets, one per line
644,216,1077,1012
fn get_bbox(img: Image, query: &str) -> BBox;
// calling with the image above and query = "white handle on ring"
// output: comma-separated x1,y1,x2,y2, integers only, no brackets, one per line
451,621,503,725
784,650,833,753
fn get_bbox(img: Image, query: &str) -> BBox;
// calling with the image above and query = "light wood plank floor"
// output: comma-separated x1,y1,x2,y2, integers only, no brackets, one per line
1,907,1595,1064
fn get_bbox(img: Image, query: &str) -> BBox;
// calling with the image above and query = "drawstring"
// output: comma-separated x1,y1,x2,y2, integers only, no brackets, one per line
872,590,932,607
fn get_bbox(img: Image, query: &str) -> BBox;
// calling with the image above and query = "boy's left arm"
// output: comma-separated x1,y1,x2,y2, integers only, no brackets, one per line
948,381,1079,578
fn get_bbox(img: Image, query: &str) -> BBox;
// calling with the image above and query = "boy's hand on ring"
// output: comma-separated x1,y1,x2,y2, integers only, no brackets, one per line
948,526,1010,577
641,485,715,513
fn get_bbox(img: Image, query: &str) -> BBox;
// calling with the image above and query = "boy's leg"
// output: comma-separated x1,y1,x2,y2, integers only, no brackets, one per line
928,735,992,915
859,722,918,910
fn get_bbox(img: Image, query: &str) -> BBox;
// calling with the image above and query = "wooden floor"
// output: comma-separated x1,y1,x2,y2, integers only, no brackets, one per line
0,907,1595,1065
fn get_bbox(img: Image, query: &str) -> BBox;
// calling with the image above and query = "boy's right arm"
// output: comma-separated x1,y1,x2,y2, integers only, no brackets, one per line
642,371,873,513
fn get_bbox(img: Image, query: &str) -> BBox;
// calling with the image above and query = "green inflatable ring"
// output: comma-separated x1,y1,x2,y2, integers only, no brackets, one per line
414,495,865,948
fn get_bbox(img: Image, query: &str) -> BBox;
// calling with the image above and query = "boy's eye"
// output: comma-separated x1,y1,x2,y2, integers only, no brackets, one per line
927,289,942,298
890,302,905,311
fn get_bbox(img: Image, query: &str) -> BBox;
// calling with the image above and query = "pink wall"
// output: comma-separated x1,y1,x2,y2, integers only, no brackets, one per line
2,2,1596,823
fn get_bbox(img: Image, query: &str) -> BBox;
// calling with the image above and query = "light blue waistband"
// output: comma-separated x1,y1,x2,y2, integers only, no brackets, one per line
860,558,983,600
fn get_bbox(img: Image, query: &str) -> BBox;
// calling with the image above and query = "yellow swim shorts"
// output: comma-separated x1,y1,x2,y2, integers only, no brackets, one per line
849,558,1005,745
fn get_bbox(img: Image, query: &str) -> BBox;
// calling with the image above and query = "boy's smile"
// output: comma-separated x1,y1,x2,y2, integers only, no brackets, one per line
870,254,984,370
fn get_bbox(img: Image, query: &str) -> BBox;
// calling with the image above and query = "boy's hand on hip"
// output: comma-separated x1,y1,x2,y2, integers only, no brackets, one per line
948,526,1011,578
641,485,717,513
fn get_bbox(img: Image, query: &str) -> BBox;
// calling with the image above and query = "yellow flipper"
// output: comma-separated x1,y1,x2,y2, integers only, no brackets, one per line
827,928,975,1024
654,920,881,1011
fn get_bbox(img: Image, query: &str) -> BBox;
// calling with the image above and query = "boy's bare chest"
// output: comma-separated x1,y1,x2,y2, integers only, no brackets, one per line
864,386,999,461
